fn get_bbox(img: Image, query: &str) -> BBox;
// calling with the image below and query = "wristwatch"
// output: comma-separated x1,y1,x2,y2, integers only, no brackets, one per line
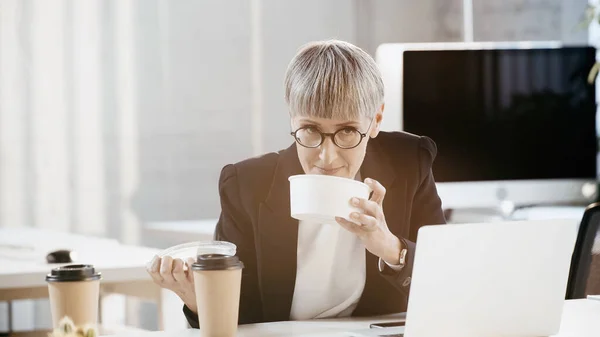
378,239,408,273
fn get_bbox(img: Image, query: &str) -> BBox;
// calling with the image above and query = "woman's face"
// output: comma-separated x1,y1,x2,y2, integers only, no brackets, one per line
291,110,382,179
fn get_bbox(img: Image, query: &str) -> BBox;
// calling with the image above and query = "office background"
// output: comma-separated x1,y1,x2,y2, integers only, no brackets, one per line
0,0,593,332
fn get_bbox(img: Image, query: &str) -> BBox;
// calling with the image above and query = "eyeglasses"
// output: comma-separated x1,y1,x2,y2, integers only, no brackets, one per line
290,119,373,149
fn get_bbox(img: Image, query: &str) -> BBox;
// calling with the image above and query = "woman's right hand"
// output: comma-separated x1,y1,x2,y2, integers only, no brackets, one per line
146,255,198,313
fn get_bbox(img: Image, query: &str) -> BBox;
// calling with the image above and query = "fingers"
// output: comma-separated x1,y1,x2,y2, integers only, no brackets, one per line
147,255,197,309
186,257,196,283
172,258,187,283
146,255,164,284
336,215,378,233
349,212,378,231
346,179,386,231
336,216,363,235
351,197,381,218
160,256,176,284
364,178,386,205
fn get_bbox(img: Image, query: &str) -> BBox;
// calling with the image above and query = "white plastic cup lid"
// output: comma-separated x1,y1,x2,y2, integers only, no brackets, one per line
157,241,236,260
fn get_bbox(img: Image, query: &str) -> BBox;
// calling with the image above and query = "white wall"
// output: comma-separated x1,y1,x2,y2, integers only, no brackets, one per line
260,0,357,152
472,0,587,42
132,0,254,223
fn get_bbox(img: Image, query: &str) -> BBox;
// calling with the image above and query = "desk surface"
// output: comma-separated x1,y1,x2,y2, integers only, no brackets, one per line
101,299,600,337
0,227,159,289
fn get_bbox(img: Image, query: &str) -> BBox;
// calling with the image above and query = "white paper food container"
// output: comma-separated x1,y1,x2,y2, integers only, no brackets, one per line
288,174,371,224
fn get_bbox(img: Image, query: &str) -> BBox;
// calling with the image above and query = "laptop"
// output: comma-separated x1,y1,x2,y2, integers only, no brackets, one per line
350,219,579,337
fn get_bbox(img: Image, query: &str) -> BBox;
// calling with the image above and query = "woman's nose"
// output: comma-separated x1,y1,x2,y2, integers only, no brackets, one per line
318,137,338,163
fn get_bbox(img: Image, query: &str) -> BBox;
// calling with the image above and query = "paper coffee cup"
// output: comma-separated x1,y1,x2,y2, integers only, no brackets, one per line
288,174,371,224
46,264,101,329
192,254,244,337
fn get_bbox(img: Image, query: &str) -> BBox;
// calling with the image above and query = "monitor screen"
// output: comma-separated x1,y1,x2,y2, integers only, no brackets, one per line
402,47,597,183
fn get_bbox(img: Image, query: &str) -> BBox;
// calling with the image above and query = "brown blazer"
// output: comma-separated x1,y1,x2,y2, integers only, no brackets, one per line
184,131,446,326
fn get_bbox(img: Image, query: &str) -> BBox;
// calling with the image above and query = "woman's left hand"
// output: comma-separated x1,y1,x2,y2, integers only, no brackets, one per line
335,178,403,265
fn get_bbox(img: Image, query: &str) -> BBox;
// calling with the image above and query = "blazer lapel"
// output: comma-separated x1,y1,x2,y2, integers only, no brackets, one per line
360,136,401,233
360,137,396,190
361,137,405,238
257,143,303,321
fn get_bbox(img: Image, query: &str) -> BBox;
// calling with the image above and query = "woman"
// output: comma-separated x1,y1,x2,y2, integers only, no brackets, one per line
147,39,446,326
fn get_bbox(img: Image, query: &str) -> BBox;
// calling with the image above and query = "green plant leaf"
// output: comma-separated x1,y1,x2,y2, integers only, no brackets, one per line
588,62,600,85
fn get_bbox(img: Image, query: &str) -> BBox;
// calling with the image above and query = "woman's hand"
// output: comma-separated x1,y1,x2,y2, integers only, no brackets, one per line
146,255,198,313
335,178,403,265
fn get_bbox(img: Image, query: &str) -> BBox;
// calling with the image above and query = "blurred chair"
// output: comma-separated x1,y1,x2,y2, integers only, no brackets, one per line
566,202,600,299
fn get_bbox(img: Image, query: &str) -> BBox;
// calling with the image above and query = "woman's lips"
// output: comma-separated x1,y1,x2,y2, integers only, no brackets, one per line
315,166,343,175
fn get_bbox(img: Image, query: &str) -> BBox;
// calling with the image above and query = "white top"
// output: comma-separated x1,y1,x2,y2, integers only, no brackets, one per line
289,220,366,320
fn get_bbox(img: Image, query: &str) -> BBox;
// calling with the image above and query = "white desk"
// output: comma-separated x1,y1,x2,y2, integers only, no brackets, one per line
0,227,163,329
102,299,600,337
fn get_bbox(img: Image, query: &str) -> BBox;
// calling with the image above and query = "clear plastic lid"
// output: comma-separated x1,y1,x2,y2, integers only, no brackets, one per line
157,241,237,260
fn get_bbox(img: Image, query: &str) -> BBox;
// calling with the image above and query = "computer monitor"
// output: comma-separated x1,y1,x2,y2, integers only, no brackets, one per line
376,42,598,209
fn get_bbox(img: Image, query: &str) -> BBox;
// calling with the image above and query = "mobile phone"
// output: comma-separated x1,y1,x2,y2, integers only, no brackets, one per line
369,321,406,328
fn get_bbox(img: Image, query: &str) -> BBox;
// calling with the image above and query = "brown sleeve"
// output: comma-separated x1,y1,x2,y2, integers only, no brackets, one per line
379,136,446,294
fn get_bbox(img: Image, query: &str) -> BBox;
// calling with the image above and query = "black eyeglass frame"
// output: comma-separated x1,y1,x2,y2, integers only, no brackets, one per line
290,118,374,150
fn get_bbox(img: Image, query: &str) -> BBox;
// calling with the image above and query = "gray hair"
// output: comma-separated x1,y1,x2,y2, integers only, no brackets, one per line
284,39,384,120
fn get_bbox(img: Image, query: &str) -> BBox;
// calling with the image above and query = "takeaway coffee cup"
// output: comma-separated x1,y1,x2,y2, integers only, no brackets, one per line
192,254,244,337
46,264,101,329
